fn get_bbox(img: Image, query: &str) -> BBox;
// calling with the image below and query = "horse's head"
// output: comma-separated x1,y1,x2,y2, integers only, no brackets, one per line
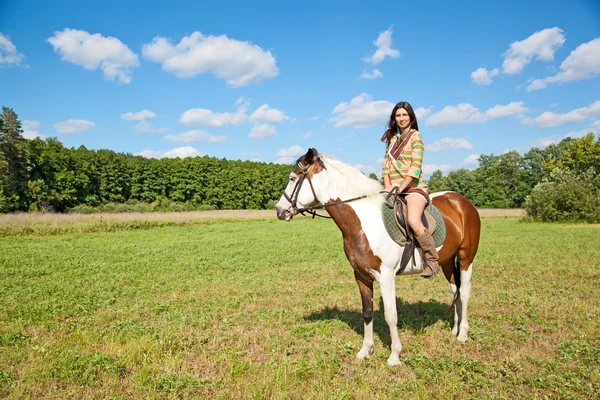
276,148,327,221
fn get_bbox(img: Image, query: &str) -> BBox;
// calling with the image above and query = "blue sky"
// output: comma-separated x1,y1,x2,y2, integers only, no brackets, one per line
1,0,600,176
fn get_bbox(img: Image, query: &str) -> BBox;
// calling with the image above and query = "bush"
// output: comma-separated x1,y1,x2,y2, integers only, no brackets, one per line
197,204,216,211
68,200,219,214
69,204,97,214
265,199,278,210
525,168,600,223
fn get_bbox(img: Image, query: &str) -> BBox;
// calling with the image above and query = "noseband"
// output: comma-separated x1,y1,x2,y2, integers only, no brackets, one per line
282,158,369,218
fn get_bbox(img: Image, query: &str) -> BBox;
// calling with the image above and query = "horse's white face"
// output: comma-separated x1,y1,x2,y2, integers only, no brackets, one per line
276,151,325,221
275,170,316,221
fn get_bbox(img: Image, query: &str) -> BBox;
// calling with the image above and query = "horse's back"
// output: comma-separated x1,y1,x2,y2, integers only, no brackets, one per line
430,191,481,268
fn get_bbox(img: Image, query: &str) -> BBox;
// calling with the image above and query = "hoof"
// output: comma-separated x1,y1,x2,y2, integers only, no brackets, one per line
457,335,468,344
387,356,402,366
451,327,459,336
356,346,374,360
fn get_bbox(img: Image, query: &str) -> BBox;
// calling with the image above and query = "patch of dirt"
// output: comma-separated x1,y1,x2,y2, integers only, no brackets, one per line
0,208,525,224
476,209,526,217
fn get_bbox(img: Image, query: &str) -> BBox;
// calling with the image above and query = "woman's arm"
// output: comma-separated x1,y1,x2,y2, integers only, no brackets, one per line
398,131,424,192
382,152,392,191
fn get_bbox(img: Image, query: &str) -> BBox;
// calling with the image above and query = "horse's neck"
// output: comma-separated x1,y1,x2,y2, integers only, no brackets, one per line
325,200,379,239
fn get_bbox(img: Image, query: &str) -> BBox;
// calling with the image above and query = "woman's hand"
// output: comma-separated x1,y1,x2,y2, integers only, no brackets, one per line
384,185,393,192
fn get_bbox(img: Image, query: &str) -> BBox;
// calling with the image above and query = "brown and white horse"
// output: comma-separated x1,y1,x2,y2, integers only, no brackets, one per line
276,148,481,366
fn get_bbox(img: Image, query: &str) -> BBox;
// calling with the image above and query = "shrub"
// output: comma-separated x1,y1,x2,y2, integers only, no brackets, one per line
265,199,278,210
69,204,97,214
525,168,600,223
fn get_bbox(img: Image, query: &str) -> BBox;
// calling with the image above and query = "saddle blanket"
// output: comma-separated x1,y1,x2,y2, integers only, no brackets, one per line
381,195,446,248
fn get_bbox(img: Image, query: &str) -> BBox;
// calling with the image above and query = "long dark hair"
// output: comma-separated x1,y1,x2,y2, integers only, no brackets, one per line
380,101,419,146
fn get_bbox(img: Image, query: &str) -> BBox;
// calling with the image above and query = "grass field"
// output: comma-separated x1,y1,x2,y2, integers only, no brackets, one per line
0,213,598,399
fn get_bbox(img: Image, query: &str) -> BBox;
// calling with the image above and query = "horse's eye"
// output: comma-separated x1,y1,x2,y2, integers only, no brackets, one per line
290,176,296,182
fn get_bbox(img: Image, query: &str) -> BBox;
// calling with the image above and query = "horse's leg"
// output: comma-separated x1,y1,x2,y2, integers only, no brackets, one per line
354,272,374,359
451,284,461,337
441,258,460,337
379,268,402,366
456,262,473,343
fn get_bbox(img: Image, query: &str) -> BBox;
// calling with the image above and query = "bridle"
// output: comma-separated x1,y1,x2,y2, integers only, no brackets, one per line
282,157,368,219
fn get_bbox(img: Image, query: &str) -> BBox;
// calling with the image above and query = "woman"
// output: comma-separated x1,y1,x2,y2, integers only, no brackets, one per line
381,101,440,278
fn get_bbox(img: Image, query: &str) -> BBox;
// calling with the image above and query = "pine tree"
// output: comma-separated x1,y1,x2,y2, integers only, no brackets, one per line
0,106,29,211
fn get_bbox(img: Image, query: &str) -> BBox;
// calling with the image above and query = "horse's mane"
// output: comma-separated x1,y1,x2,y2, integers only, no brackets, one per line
319,154,383,199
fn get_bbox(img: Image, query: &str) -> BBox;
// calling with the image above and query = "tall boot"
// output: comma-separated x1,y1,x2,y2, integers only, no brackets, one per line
416,229,441,278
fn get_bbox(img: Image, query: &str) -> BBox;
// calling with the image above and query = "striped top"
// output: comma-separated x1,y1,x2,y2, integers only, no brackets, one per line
381,129,428,192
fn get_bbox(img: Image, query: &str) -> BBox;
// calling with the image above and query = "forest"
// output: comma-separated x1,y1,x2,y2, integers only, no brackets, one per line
2,106,599,221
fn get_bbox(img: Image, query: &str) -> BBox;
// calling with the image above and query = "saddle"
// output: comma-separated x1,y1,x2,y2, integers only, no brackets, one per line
392,193,437,240
383,188,445,275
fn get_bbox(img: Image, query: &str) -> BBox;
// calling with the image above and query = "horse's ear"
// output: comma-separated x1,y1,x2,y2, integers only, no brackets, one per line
305,148,319,163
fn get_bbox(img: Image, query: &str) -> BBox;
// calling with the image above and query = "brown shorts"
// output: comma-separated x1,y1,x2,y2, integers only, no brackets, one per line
405,187,430,206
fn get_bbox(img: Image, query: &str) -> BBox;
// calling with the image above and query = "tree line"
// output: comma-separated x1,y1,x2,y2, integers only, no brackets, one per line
0,107,290,213
2,106,599,221
424,129,600,222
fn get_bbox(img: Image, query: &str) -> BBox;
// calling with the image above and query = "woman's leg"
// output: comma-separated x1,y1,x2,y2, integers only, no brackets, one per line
406,194,427,235
406,194,440,278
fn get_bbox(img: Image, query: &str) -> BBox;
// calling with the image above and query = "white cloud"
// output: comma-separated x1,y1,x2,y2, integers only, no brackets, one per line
135,121,168,134
165,130,226,143
415,106,433,121
290,118,298,124
137,150,161,158
471,67,499,85
532,100,600,128
564,128,596,139
426,137,473,152
0,33,25,67
532,136,561,148
355,164,377,174
425,101,528,127
235,96,249,107
22,120,43,139
502,27,565,74
485,101,529,118
330,93,394,129
249,104,289,124
180,101,248,127
162,146,203,158
47,29,139,83
277,145,304,164
423,164,453,176
310,116,319,121
54,119,96,134
425,103,483,126
249,123,277,139
137,148,205,159
363,25,400,65
463,154,480,166
527,37,600,91
359,69,383,79
142,32,278,87
121,110,156,121
242,152,262,161
302,131,312,139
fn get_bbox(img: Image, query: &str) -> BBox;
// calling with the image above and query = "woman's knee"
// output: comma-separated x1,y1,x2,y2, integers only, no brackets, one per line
408,216,424,233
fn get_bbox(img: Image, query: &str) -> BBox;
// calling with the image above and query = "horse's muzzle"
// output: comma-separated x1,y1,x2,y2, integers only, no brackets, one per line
276,206,293,221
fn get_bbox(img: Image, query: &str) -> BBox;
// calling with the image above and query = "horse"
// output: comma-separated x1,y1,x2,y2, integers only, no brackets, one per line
276,148,481,366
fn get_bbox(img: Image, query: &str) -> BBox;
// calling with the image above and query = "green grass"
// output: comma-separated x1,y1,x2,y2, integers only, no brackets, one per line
0,216,599,399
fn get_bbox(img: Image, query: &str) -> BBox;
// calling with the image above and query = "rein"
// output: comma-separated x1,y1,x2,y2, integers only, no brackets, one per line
282,159,369,219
